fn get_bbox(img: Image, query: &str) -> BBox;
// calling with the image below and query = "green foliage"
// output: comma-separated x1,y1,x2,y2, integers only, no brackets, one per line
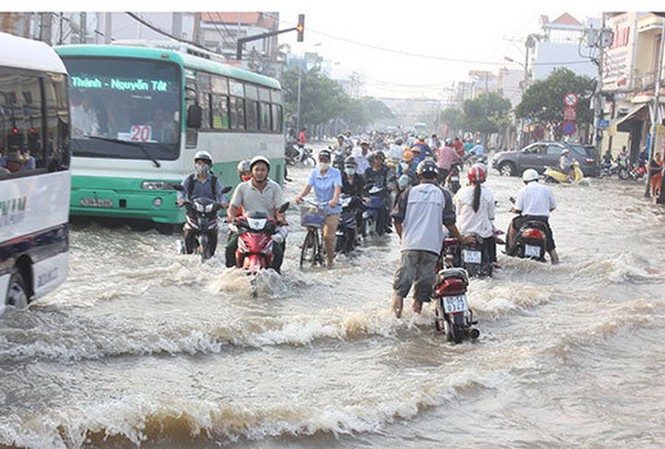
281,66,392,128
440,92,511,135
515,68,594,126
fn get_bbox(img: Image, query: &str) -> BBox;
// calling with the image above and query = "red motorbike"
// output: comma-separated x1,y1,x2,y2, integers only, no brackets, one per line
230,203,289,275
432,238,480,343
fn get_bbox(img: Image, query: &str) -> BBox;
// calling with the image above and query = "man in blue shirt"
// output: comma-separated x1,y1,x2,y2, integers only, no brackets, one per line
177,150,228,255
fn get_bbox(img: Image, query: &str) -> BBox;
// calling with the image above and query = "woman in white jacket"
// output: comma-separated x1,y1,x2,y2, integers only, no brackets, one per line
453,164,499,268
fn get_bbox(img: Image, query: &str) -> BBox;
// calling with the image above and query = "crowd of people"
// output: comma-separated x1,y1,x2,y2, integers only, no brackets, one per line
177,133,562,318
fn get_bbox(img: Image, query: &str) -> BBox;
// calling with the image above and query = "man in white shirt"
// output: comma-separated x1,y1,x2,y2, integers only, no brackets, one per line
508,169,559,264
354,140,371,175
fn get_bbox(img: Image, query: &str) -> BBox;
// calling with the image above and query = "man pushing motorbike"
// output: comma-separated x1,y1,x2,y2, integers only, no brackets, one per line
226,155,288,273
391,160,473,318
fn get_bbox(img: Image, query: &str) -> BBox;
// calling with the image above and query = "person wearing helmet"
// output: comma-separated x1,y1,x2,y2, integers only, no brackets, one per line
295,149,343,268
365,151,396,234
435,138,463,185
390,159,473,318
353,140,371,175
508,168,559,264
177,150,229,255
341,156,365,197
226,155,288,273
559,148,575,180
237,159,252,182
454,164,499,268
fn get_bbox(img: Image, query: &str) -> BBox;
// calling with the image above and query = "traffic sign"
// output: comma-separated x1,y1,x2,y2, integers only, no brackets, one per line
563,107,577,120
596,119,610,129
562,120,577,135
563,92,579,107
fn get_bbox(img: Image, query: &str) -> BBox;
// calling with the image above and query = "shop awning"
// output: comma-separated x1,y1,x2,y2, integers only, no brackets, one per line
615,103,648,133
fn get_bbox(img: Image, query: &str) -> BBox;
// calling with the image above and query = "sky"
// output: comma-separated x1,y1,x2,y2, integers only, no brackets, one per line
9,0,665,99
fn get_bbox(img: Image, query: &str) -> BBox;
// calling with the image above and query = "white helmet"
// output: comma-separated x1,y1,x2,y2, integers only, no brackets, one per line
194,150,212,164
522,169,540,182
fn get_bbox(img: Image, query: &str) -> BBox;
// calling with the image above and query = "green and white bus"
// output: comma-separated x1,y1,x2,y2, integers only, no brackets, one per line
55,43,284,229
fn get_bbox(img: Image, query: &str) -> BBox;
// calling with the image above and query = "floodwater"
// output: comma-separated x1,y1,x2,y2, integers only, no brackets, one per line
2,146,665,449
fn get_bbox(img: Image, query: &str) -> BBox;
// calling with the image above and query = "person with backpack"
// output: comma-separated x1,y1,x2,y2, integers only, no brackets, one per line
176,150,229,255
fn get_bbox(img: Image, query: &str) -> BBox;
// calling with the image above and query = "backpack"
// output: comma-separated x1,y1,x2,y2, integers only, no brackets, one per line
186,173,218,201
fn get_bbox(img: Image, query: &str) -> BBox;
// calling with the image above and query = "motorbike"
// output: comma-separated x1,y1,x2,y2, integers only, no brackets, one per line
543,160,584,183
230,203,290,274
173,185,233,262
432,238,480,344
360,184,387,238
335,194,363,256
446,162,462,194
455,234,493,278
285,144,316,167
600,160,626,178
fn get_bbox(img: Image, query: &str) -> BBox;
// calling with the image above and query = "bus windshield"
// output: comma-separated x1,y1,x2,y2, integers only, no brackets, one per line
62,56,181,161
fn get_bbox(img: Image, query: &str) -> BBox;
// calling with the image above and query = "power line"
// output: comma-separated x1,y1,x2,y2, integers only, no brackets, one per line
125,12,208,51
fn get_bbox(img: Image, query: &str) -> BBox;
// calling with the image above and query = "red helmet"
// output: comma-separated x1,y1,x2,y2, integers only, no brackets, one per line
467,164,487,183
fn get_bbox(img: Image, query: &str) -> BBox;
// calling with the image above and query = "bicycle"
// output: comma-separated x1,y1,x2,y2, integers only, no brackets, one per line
299,200,327,268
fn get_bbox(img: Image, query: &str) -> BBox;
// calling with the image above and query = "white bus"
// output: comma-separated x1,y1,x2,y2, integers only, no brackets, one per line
54,41,285,230
0,32,71,312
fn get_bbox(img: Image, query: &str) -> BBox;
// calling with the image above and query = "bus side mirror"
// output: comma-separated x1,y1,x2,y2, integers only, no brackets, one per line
186,104,202,129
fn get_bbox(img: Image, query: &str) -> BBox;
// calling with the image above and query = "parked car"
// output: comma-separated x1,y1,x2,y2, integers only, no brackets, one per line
491,141,600,177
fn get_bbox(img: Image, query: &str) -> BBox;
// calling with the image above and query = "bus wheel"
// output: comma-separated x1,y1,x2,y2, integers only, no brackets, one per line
6,268,29,310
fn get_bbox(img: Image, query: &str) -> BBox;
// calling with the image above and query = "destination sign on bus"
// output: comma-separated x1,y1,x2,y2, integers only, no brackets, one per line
71,75,171,92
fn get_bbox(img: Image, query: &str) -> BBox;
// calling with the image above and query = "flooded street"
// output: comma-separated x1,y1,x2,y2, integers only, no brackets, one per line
2,147,665,449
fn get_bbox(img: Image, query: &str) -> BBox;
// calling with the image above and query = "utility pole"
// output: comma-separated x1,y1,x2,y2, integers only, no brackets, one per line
653,18,665,203
296,60,303,131
594,13,606,156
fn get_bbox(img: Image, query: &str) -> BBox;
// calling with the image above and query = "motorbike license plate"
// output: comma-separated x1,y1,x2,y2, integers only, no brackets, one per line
525,244,541,258
80,198,113,207
451,176,459,181
442,295,468,314
463,249,482,264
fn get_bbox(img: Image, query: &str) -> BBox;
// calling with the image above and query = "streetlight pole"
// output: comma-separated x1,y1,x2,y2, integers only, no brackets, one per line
296,61,302,131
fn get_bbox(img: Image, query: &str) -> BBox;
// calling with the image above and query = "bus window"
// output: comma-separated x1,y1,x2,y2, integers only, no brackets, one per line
271,104,283,133
212,94,229,129
196,73,212,129
230,97,245,130
44,73,70,172
0,72,42,176
246,100,258,131
259,102,271,131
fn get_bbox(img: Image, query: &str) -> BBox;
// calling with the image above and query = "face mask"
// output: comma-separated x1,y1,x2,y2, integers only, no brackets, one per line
319,162,330,171
345,167,356,176
241,175,252,182
196,164,210,174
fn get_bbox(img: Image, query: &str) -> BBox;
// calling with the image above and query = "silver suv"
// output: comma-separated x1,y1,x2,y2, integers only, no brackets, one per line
491,141,600,177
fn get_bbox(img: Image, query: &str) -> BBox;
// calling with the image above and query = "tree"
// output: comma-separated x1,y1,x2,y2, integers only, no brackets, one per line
462,92,512,136
515,68,594,139
281,65,392,130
